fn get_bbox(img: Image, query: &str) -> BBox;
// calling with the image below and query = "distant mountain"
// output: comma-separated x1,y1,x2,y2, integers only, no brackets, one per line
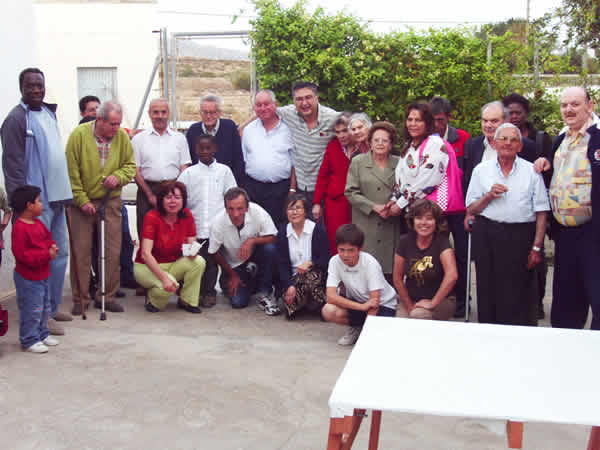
176,40,250,61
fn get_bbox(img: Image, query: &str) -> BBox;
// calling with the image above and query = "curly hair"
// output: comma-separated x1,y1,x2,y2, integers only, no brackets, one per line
368,121,398,148
405,199,447,234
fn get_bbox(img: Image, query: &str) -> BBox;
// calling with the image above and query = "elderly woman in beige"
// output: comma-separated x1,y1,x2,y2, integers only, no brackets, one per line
345,121,403,277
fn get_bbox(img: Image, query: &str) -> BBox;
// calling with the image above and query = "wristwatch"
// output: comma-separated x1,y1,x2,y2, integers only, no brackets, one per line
532,245,541,252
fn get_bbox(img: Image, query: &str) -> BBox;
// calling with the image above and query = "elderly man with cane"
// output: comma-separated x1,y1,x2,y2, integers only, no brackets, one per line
66,101,136,315
466,123,549,326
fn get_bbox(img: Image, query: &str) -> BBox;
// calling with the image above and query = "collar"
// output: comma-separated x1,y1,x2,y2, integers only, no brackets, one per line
202,119,220,136
92,121,113,144
286,219,315,238
342,253,361,272
483,137,495,151
226,202,254,229
446,125,459,143
150,126,173,136
259,115,282,133
495,155,518,176
567,116,595,139
20,100,58,114
295,104,321,126
198,159,216,169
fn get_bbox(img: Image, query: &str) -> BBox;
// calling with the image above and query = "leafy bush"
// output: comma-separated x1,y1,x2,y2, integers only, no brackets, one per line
180,65,195,78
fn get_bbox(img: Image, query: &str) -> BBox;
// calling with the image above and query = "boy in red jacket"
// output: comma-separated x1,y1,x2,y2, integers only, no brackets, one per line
11,185,59,353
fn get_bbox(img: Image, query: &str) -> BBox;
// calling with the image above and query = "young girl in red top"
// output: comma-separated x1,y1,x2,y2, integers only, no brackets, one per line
11,185,59,353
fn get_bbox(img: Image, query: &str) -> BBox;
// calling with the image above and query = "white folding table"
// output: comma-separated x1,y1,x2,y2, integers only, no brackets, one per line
327,316,600,449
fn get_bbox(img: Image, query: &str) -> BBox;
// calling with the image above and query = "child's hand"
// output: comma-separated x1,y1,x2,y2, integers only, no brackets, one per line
49,244,59,260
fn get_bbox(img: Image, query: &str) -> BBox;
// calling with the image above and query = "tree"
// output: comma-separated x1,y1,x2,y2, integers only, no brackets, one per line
557,0,600,52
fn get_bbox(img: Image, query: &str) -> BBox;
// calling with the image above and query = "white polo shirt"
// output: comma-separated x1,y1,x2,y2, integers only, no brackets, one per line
208,202,278,268
242,117,295,183
326,252,397,309
132,127,191,181
177,160,237,239
287,219,315,273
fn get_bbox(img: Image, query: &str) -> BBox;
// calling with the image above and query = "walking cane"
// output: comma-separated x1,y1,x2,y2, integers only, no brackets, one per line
65,208,87,320
97,189,113,321
465,218,474,322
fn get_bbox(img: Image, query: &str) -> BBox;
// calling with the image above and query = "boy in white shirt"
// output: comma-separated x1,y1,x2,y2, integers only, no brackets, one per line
322,224,398,345
178,134,236,307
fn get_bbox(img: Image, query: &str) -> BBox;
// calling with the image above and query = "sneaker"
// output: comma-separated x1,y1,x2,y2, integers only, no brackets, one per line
26,341,48,353
94,301,124,313
200,295,217,308
177,299,202,314
43,336,60,346
337,326,362,346
255,292,280,316
53,311,73,322
47,318,65,336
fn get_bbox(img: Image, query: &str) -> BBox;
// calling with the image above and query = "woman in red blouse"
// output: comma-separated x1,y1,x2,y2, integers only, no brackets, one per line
134,181,206,313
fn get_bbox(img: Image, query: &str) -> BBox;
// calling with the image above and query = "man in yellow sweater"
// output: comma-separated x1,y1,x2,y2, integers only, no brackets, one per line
66,101,136,314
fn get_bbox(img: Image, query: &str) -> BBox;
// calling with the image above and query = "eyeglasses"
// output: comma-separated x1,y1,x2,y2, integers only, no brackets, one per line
496,136,520,144
372,138,390,145
200,110,219,116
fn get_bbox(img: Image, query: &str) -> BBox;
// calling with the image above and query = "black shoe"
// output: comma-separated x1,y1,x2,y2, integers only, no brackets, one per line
116,290,126,298
71,303,89,316
121,279,140,289
453,305,466,318
145,302,160,313
538,304,545,320
177,299,201,314
94,300,124,313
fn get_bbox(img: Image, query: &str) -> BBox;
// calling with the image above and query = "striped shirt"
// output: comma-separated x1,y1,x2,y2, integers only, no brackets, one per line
277,104,338,191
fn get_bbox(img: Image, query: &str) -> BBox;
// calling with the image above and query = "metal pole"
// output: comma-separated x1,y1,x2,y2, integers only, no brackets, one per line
134,55,161,130
170,35,178,129
487,40,493,98
171,31,249,38
161,28,169,104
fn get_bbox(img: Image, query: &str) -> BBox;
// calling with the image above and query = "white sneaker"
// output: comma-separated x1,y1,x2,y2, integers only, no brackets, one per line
337,326,362,346
43,336,60,347
26,341,49,353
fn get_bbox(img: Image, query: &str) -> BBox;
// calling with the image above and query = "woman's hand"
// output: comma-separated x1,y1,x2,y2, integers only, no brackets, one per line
388,203,402,216
312,204,322,221
372,204,390,219
285,286,296,305
161,277,179,293
414,299,434,310
296,261,312,274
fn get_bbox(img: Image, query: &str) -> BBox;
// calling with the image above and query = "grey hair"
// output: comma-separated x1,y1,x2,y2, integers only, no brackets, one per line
494,122,522,142
333,111,353,129
348,112,372,130
253,89,277,104
96,101,123,120
148,97,169,111
200,94,223,110
481,101,509,120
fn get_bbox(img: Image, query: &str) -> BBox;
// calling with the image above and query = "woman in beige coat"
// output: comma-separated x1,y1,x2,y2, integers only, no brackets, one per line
345,121,403,276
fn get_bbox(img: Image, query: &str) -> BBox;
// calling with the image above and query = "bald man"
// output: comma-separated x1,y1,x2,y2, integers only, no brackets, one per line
549,87,600,330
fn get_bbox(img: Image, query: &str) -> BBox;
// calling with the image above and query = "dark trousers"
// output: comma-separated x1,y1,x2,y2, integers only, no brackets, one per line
446,213,468,313
243,176,290,227
197,238,217,297
551,222,600,330
136,180,167,234
120,204,135,284
472,217,537,326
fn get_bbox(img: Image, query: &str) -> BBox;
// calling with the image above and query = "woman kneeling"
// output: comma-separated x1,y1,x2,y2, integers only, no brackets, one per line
393,199,457,320
134,181,206,313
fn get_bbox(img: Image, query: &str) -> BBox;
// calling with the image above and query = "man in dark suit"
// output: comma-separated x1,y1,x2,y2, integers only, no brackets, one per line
186,94,245,184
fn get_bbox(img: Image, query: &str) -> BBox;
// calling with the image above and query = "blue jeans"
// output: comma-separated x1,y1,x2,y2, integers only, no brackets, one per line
14,272,50,348
219,242,277,308
38,203,68,317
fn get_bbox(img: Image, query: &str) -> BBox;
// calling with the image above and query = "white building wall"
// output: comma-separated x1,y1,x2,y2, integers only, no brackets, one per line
34,2,160,140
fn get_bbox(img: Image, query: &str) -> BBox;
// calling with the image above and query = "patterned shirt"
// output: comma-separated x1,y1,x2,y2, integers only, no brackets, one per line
92,122,111,167
549,118,594,226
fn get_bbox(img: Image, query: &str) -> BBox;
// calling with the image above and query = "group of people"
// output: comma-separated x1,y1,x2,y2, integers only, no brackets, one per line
1,66,598,352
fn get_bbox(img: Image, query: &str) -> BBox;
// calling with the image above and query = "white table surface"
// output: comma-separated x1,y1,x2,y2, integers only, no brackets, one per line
329,316,600,426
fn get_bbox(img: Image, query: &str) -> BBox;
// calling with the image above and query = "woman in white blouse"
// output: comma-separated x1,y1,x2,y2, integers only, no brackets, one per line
275,193,330,319
390,102,450,215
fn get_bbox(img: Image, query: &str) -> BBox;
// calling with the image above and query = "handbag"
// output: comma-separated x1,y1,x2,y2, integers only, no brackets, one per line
418,137,466,214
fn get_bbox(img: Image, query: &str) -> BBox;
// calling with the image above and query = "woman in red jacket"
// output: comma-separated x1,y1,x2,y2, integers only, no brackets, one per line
312,112,371,255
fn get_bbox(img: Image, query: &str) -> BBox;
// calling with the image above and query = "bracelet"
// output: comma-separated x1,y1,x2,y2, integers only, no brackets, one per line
289,188,296,192
532,246,541,252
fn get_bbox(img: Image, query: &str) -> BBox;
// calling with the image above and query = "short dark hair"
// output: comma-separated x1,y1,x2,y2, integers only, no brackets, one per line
335,224,365,248
79,95,101,114
292,81,318,97
430,96,453,116
405,199,447,234
79,116,95,125
194,133,217,150
368,121,398,148
285,193,310,219
155,181,188,218
19,68,44,90
11,185,41,214
224,187,250,208
502,93,530,113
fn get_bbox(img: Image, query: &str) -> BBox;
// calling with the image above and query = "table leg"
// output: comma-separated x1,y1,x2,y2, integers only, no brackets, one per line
327,418,345,450
587,426,600,450
368,410,382,450
506,420,523,449
341,409,365,450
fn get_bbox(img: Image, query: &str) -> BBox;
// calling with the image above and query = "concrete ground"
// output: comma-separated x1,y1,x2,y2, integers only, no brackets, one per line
0,266,595,450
